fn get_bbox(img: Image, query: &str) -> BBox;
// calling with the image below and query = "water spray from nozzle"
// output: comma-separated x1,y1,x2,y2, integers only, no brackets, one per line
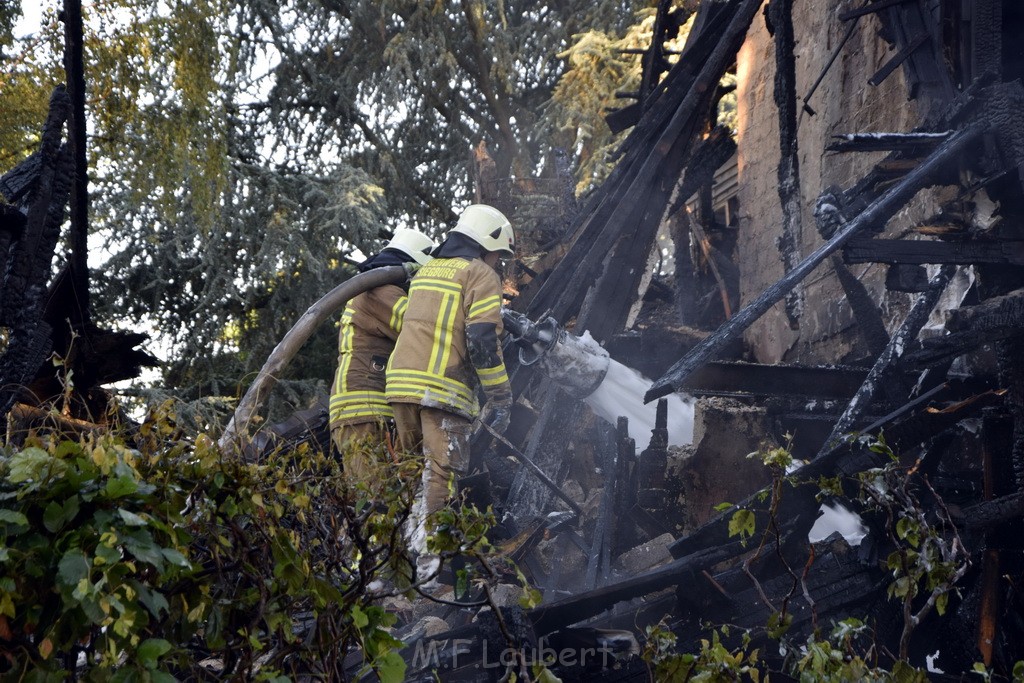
502,309,693,446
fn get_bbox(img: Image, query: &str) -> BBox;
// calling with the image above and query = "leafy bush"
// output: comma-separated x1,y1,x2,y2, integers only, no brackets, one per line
0,401,430,681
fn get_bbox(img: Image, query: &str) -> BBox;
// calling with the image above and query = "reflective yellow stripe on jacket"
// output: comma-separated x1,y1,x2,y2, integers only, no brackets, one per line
329,284,407,428
386,257,504,419
386,369,476,417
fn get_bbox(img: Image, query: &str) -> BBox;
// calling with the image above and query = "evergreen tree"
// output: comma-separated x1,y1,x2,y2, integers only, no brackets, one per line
1,0,683,423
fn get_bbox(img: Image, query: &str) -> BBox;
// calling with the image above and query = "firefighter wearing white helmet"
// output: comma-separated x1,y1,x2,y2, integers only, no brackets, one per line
451,203,515,256
329,227,436,481
386,204,515,574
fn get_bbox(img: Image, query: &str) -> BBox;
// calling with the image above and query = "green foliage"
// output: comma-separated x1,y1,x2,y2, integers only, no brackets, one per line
542,4,695,193
643,621,761,682
642,617,932,682
727,508,756,545
855,437,970,657
0,404,430,679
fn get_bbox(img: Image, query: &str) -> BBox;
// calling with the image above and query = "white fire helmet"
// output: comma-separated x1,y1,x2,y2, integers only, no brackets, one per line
451,204,515,257
386,228,436,266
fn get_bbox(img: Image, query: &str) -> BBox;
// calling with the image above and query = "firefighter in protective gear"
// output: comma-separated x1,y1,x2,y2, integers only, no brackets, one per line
386,205,514,537
329,227,436,480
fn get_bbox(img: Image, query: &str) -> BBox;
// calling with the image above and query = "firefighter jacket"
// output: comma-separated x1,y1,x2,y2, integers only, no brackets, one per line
328,283,409,429
385,257,510,419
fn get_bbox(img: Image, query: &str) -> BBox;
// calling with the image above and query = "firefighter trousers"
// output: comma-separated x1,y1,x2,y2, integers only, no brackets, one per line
330,420,393,485
391,403,471,520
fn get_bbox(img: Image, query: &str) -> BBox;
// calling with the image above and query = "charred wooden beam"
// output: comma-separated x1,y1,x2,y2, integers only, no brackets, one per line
969,0,1002,83
769,0,804,327
869,32,929,87
0,87,73,422
529,0,762,341
948,287,1024,332
484,418,583,518
1,87,71,326
831,255,891,356
585,419,630,589
668,380,995,560
504,380,586,521
528,540,746,636
815,265,954,458
0,205,26,270
61,0,90,327
837,0,914,21
679,360,869,400
976,413,1005,666
719,538,889,637
827,131,952,153
799,18,857,117
872,0,955,101
0,153,42,204
605,0,740,134
907,328,1020,368
647,122,987,402
958,491,1024,531
843,238,1024,265
997,336,1024,494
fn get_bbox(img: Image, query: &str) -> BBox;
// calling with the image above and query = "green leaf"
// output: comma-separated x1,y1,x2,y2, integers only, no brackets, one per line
43,501,65,532
118,508,148,526
0,509,29,530
161,548,190,567
58,550,90,587
936,591,948,616
374,650,407,683
766,611,792,639
54,440,83,459
124,530,165,570
137,638,172,668
728,509,756,541
105,476,139,499
713,502,733,512
62,496,80,525
8,447,65,483
352,604,369,629
95,543,122,566
131,581,170,618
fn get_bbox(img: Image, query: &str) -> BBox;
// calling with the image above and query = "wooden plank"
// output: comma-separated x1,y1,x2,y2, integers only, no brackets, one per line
843,238,1024,265
868,32,929,87
838,0,914,21
815,265,954,458
827,131,951,153
529,0,762,341
63,0,91,326
680,360,869,399
527,540,745,636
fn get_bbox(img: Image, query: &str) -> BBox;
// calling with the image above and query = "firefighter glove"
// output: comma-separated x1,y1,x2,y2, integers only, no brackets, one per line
480,397,512,436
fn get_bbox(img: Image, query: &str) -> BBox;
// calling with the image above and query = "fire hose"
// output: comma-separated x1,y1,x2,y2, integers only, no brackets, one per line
219,264,415,450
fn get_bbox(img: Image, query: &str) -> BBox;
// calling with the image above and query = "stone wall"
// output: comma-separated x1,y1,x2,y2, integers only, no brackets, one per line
733,3,938,364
